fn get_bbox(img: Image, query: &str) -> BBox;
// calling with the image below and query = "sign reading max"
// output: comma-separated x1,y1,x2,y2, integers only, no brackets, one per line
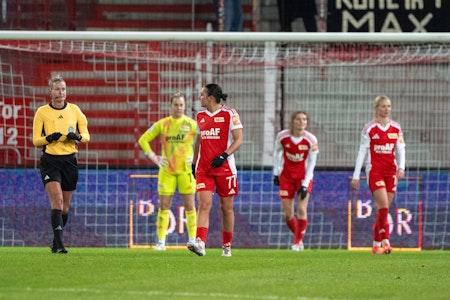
327,0,450,32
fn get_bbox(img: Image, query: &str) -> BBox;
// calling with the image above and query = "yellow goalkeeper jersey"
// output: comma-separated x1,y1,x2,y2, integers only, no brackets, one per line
32,102,90,155
139,115,196,174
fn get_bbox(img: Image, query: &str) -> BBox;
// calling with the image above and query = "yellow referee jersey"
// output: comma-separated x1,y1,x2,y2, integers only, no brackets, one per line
32,102,90,155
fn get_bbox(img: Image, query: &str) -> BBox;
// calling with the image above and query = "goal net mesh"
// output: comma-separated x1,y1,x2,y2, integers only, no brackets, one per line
0,38,448,249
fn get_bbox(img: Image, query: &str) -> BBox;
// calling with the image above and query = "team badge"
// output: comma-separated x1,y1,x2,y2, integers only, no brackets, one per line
388,133,398,139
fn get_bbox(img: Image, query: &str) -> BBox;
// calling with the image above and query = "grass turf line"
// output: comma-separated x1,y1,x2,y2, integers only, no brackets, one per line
0,247,449,300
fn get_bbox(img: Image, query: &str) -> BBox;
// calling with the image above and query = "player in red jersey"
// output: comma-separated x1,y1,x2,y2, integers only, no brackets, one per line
273,111,319,251
187,83,243,257
351,95,406,255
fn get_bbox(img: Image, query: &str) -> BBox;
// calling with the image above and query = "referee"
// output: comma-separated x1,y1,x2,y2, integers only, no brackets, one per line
32,74,90,254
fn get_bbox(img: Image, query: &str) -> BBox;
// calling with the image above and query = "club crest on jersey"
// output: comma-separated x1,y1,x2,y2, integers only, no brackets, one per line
180,125,191,132
214,117,225,122
375,181,386,187
197,182,206,189
280,190,289,196
298,145,308,150
388,133,398,139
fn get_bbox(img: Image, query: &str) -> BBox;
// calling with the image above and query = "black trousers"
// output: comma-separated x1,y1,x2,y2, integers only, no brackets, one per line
277,0,318,32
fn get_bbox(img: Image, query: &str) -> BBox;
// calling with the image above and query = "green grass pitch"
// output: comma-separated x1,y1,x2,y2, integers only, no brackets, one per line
0,247,449,300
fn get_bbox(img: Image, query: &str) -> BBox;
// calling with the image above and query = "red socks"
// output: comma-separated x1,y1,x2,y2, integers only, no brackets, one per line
196,227,208,243
286,217,297,234
287,217,308,244
294,219,308,244
222,231,233,246
376,208,389,241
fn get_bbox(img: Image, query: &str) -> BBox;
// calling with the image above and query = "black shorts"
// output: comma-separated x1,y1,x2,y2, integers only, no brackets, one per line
39,153,78,191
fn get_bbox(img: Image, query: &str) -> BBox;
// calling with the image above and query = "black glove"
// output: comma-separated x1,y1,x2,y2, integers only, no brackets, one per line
298,186,308,200
191,163,196,178
67,132,82,141
273,176,280,186
45,132,62,143
211,152,228,168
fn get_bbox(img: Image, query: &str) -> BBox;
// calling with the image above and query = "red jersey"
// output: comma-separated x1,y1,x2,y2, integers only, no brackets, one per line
353,120,406,179
273,129,319,185
196,105,243,175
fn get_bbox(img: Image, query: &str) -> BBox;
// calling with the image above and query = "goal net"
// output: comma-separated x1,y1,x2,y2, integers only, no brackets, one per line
0,32,449,250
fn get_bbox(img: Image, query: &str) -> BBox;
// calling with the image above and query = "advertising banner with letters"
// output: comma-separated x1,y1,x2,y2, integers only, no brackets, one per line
327,0,450,32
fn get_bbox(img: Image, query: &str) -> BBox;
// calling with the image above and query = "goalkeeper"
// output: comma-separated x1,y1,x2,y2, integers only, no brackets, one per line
138,91,197,251
273,111,319,251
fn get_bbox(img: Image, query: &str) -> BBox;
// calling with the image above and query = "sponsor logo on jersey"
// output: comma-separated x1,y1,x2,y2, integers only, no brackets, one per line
214,117,225,122
201,128,221,139
388,133,398,139
286,152,304,162
398,134,405,144
166,134,185,143
232,115,241,126
311,143,319,151
374,143,395,154
199,118,205,123
298,145,308,150
372,133,380,139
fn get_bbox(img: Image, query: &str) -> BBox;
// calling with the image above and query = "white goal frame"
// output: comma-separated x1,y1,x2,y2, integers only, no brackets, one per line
1,31,450,43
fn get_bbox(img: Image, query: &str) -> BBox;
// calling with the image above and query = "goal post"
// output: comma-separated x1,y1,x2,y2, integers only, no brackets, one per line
0,31,449,250
1,31,450,42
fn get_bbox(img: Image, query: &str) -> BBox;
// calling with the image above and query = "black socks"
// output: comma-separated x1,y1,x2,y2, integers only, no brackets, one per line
51,209,65,251
62,212,68,227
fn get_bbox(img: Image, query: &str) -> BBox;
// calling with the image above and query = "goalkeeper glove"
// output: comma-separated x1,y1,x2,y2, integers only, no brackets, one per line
211,152,228,168
298,186,308,200
147,152,168,168
67,132,82,141
45,132,62,143
273,176,280,186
